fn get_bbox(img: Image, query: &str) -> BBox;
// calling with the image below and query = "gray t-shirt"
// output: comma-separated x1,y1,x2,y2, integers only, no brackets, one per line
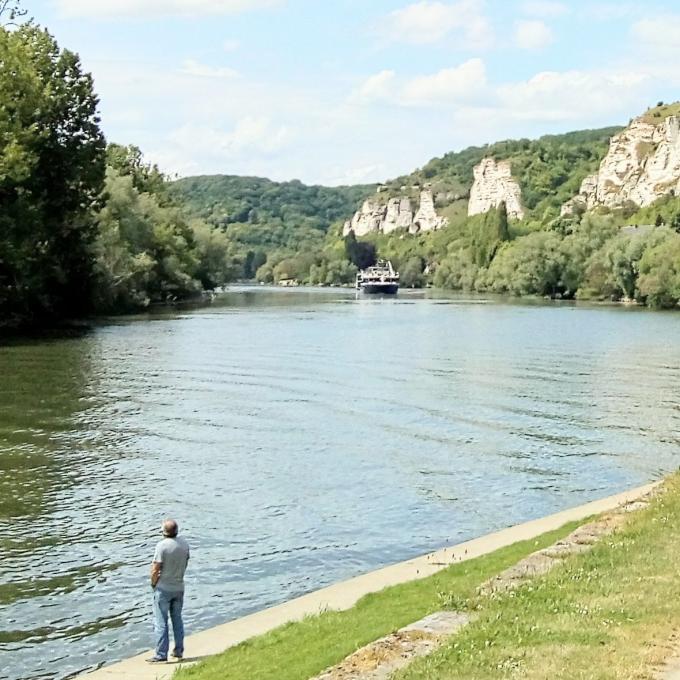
153,536,190,592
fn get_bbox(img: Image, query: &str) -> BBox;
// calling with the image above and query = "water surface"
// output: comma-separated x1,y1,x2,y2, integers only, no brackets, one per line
1,288,679,679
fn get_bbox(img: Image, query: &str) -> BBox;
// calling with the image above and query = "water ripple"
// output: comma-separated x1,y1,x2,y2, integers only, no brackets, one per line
1,289,679,680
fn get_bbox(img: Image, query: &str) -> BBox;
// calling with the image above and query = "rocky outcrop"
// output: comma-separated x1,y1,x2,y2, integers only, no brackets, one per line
413,189,447,233
563,115,680,213
561,174,598,217
343,190,446,237
384,197,415,234
468,158,525,220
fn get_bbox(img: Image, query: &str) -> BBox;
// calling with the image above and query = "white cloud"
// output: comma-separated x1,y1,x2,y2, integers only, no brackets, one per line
327,164,388,186
222,39,241,52
169,117,292,159
56,0,281,18
631,15,680,53
497,69,650,121
514,20,554,50
401,58,487,105
583,2,640,20
352,60,487,108
520,1,568,17
380,0,494,48
352,70,397,103
180,59,239,79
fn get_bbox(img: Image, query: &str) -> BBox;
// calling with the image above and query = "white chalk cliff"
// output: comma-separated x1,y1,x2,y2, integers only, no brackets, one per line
468,158,525,220
562,115,680,215
343,190,447,237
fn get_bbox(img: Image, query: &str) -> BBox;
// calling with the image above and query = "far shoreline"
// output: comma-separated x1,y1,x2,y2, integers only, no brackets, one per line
0,284,672,342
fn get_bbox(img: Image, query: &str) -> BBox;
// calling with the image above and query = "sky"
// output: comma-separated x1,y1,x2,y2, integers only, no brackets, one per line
25,0,680,185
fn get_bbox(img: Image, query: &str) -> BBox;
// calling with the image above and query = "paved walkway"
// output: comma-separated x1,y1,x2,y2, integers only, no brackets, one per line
77,483,659,680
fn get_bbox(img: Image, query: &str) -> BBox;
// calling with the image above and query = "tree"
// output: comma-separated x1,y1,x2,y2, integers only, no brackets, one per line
243,250,267,279
636,229,680,308
0,25,106,326
579,228,669,301
470,204,510,268
0,0,28,26
92,168,212,309
106,144,166,197
433,248,479,291
485,231,564,296
496,201,510,242
344,231,377,270
191,219,236,290
560,213,618,297
400,256,426,288
323,259,357,285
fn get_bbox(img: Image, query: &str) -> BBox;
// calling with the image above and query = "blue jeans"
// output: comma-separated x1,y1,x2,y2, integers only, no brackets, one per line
152,588,184,660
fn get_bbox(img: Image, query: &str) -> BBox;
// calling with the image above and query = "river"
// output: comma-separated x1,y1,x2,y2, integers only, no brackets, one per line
1,287,679,680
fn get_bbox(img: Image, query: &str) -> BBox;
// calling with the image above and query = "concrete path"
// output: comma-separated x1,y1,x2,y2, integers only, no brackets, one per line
77,482,659,680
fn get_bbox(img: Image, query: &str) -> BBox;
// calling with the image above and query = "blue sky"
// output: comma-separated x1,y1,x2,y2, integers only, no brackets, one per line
27,0,680,185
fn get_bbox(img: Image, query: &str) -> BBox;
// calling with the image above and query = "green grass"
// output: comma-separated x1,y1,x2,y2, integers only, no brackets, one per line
175,521,583,680
640,101,680,124
397,477,680,679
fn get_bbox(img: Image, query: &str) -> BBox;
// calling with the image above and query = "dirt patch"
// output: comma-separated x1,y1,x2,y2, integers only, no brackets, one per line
312,613,470,680
480,494,656,597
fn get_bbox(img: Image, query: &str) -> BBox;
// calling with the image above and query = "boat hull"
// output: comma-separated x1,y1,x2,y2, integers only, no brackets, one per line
360,283,399,295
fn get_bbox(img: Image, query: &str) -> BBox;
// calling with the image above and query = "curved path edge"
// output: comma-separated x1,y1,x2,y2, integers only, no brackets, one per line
78,482,660,680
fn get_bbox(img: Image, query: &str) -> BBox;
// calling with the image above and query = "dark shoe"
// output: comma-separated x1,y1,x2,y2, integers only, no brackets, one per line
146,657,167,663
171,651,183,660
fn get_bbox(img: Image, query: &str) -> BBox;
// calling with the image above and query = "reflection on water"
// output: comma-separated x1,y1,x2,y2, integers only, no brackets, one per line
1,288,679,679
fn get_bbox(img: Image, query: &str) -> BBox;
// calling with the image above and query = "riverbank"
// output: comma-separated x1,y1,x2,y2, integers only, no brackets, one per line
77,483,657,680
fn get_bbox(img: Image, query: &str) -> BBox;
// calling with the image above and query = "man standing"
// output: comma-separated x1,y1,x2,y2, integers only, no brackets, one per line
147,519,190,663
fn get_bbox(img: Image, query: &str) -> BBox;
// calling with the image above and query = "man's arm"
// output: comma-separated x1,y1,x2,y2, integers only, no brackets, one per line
150,561,162,588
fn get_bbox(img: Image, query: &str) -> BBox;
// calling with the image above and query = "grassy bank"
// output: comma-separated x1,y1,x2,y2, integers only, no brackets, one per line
398,477,680,679
175,522,583,680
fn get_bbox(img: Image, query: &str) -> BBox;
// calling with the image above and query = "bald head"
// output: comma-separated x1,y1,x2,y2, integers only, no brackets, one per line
162,519,178,538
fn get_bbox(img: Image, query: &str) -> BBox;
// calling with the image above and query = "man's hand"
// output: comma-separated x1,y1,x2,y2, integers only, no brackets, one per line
150,561,162,589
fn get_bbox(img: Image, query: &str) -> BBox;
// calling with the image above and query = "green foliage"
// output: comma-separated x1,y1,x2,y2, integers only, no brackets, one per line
92,169,197,310
309,259,357,286
579,228,667,301
243,250,267,279
558,213,618,296
92,165,237,311
637,230,680,308
400,256,426,288
0,24,106,327
484,231,564,296
191,219,238,291
106,143,167,197
627,193,680,231
344,231,377,270
505,129,620,218
432,248,479,291
171,175,374,277
471,203,510,267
